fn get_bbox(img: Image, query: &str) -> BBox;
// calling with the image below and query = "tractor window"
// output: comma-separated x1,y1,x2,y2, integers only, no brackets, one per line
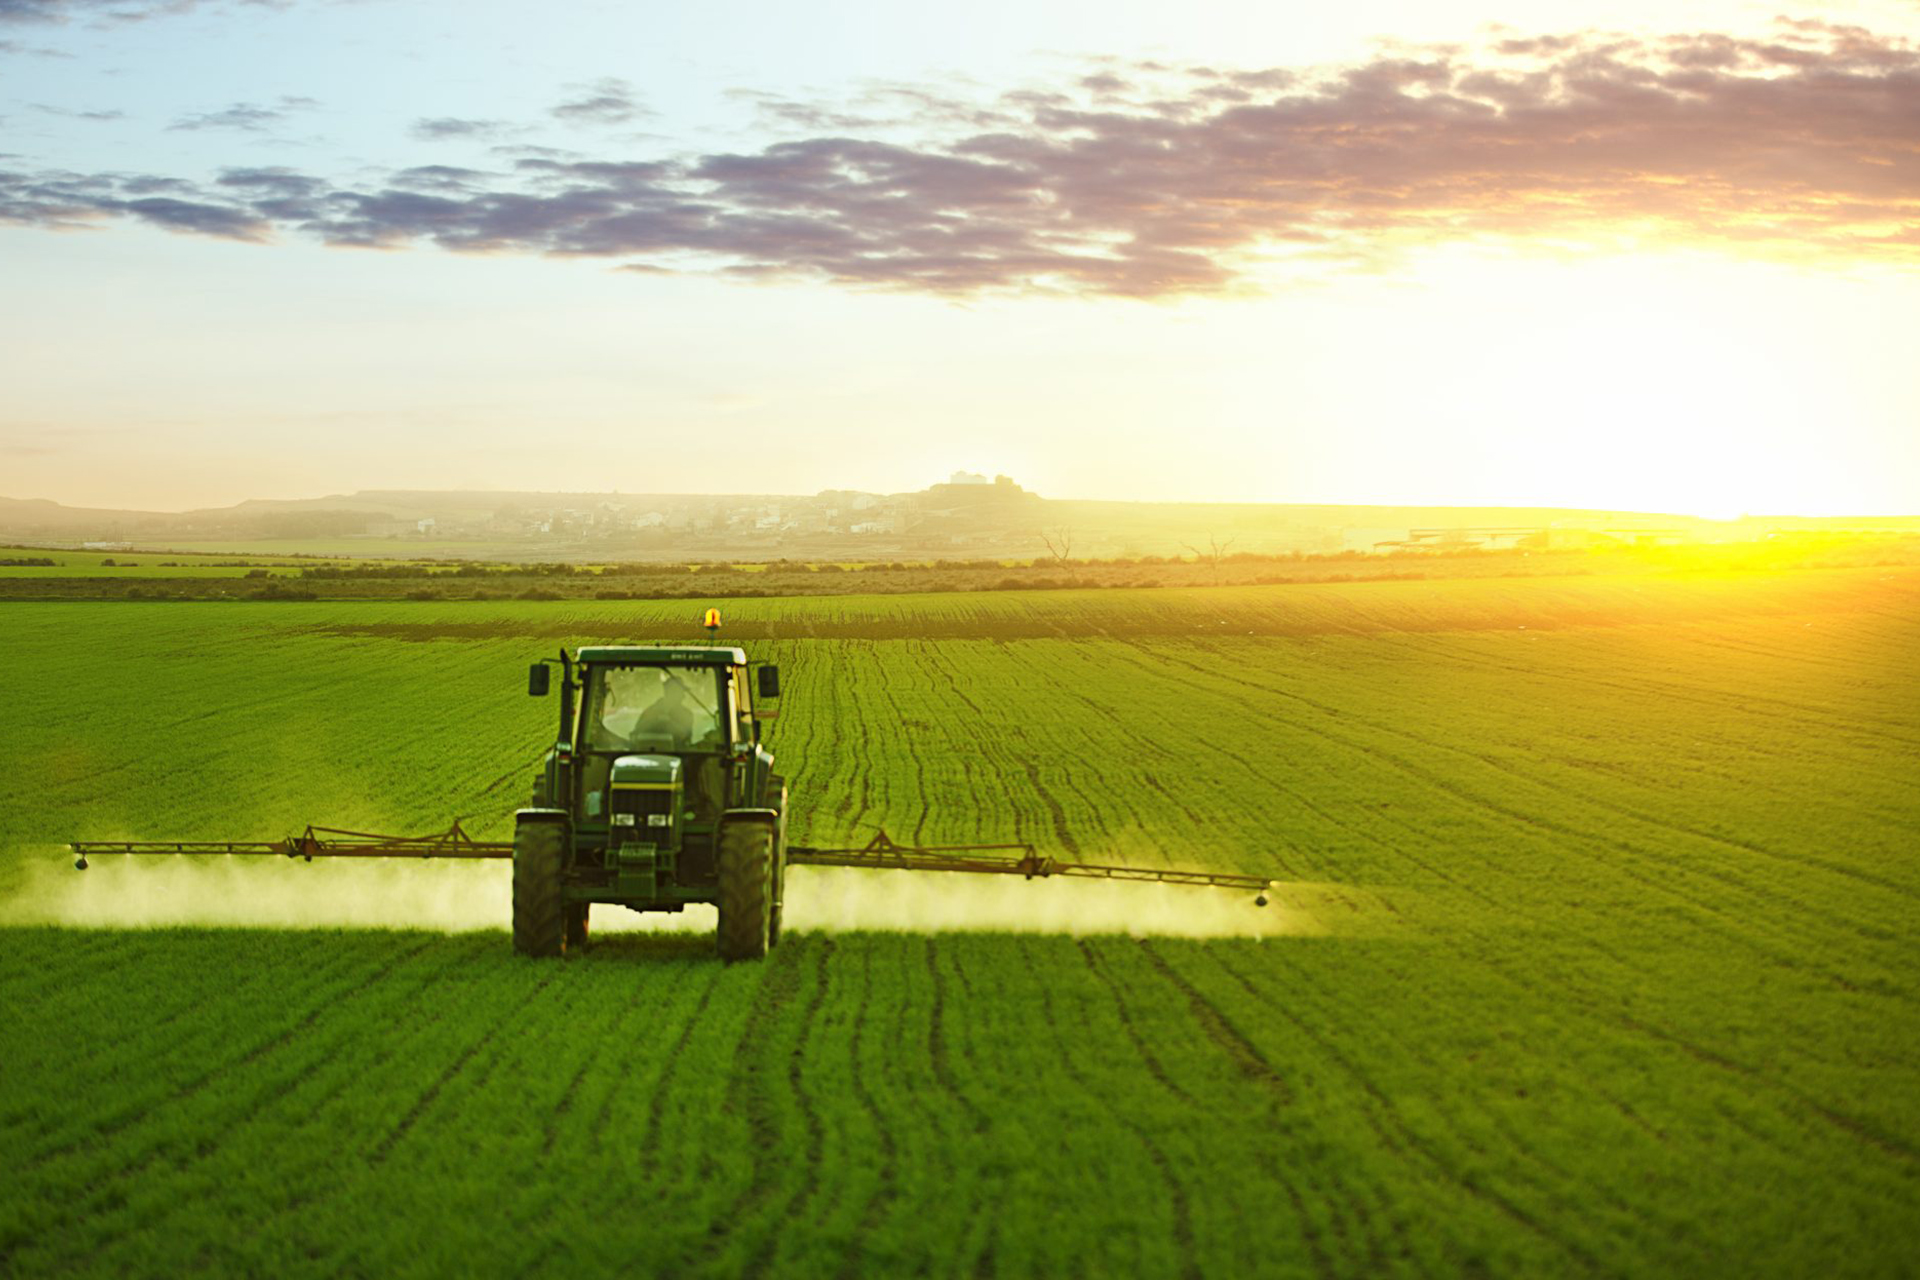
586,665,725,752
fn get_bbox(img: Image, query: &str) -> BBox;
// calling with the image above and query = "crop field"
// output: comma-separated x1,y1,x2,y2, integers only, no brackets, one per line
3,568,1918,1277
0,548,329,578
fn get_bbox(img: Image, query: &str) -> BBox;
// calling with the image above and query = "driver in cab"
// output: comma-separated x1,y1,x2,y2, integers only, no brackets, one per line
600,670,721,751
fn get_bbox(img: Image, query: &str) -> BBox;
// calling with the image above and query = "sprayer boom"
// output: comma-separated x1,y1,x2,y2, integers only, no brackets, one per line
69,824,1270,899
787,830,1273,895
70,822,512,869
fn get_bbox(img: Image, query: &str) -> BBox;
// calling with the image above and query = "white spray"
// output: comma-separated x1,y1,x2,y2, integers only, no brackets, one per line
1,855,1373,939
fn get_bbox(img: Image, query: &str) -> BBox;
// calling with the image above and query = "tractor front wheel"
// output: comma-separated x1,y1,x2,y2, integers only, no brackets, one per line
512,821,567,957
565,902,590,951
716,821,773,962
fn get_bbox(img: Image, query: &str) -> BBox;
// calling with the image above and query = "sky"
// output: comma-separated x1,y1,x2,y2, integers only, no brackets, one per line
3,0,1918,515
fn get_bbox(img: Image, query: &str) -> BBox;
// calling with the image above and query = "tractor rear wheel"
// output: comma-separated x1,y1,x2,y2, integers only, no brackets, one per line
716,821,773,962
565,902,590,951
512,821,566,957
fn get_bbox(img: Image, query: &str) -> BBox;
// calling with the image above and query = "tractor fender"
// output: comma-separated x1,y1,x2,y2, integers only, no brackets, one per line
719,808,780,829
514,808,569,825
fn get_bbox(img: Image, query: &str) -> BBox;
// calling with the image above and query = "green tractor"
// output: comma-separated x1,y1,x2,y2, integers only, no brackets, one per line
518,643,787,961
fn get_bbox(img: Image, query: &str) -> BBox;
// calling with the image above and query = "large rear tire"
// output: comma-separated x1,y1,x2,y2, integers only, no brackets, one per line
716,821,773,962
513,820,567,957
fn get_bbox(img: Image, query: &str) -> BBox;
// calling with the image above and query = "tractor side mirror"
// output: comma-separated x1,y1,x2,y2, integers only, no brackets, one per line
756,665,781,699
528,664,551,697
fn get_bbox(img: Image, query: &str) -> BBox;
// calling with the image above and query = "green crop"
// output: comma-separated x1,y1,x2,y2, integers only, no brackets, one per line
2,567,1917,1277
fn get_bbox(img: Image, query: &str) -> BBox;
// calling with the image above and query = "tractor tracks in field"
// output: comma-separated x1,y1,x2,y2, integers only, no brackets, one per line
31,938,470,1265
1077,940,1202,1107
924,938,990,1133
1175,637,1920,912
1139,642,1917,982
1132,941,1294,1107
543,968,673,1158
596,963,724,1161
1027,940,1198,1280
1382,628,1920,752
1611,1010,1920,1168
1079,939,1353,1279
1098,640,1501,903
1019,760,1081,857
367,967,560,1166
871,651,932,843
1165,941,1607,1276
4,933,333,1128
20,936,438,1172
705,937,833,1278
833,943,902,1280
1125,940,1393,1276
511,960,732,1266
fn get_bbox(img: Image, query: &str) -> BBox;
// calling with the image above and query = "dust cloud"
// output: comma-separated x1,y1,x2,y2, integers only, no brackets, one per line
3,856,1353,939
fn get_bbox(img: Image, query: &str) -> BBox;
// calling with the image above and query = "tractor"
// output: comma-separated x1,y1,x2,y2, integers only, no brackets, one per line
517,642,788,961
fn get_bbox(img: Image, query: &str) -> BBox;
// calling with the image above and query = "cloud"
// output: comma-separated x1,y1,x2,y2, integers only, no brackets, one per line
1,0,288,24
7,22,1920,296
168,99,297,132
31,102,124,120
411,116,507,141
550,78,648,125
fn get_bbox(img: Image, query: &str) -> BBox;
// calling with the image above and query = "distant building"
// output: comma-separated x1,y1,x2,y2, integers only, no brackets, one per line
1342,527,1409,553
949,471,989,486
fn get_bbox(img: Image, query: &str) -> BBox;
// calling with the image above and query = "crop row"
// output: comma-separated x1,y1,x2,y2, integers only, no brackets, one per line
6,924,1918,1278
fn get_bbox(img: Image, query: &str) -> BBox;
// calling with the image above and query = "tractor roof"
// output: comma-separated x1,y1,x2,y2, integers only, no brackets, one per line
576,645,749,666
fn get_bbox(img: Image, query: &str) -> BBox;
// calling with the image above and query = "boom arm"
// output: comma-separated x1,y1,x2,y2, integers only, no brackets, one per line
69,824,1272,902
70,822,513,869
786,831,1273,896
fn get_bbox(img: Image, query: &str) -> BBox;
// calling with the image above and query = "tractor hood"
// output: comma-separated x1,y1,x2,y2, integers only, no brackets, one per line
610,754,681,788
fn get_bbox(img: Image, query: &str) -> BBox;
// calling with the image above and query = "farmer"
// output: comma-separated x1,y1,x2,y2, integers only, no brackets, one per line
633,676,697,744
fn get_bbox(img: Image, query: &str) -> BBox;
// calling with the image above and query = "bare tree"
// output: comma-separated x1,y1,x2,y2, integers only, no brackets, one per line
1181,533,1236,581
1039,526,1075,566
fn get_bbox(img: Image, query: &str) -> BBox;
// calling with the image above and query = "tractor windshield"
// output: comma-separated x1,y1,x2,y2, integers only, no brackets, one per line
586,665,725,753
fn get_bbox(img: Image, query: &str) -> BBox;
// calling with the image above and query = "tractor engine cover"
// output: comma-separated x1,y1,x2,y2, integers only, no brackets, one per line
608,754,682,895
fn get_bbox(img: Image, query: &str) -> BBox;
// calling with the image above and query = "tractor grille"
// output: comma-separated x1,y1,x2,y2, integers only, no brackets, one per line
611,788,675,829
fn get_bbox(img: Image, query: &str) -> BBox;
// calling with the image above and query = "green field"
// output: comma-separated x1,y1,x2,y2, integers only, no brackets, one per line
3,569,1917,1276
0,548,326,578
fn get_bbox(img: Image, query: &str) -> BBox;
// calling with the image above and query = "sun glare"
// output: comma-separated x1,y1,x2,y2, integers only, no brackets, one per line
1217,245,1904,514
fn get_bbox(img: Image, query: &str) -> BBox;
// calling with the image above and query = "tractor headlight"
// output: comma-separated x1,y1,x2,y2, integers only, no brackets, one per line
613,813,636,827
647,813,670,828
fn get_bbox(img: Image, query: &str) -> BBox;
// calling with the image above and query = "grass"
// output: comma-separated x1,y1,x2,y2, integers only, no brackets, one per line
0,546,331,578
2,568,1917,1276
